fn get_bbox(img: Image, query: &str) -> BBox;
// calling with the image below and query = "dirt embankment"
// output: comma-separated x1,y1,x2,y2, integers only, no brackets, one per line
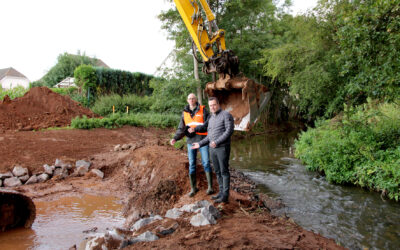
1,127,343,249
0,87,97,131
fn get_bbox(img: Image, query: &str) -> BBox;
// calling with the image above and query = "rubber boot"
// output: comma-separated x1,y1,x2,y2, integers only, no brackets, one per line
188,173,198,197
205,172,215,195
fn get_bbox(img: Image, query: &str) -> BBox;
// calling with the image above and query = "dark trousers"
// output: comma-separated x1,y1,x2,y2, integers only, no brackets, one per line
210,144,231,200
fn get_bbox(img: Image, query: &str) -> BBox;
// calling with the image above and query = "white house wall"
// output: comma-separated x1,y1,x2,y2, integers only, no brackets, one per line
0,76,30,89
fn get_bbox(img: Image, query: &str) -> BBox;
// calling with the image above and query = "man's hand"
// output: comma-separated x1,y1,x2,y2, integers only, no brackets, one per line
210,141,217,148
170,139,176,146
188,127,195,133
192,142,200,149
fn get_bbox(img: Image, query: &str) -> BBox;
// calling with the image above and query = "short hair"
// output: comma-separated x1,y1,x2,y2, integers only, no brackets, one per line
208,97,219,104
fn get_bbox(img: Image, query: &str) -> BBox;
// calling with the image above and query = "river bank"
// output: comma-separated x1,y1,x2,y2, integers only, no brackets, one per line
0,127,342,249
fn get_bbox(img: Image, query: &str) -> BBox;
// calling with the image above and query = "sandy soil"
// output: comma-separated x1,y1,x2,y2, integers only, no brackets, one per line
0,127,343,249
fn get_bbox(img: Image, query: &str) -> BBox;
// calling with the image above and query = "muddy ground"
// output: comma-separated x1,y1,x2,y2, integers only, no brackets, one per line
0,127,343,249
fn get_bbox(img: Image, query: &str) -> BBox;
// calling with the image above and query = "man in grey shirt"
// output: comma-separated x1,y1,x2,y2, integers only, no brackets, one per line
192,97,234,203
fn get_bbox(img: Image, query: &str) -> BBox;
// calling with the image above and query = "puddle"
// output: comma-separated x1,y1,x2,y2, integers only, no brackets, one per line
0,194,124,250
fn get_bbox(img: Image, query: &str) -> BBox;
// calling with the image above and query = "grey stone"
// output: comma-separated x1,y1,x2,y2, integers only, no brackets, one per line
90,169,104,179
207,205,221,219
114,144,121,151
75,160,91,169
121,144,131,150
4,177,22,187
0,171,13,179
190,206,218,227
43,164,55,175
165,208,183,219
179,203,197,213
12,165,28,177
75,166,89,176
196,200,211,208
54,167,68,179
55,159,72,170
25,175,38,185
132,215,163,231
37,173,50,182
134,231,159,242
19,174,30,182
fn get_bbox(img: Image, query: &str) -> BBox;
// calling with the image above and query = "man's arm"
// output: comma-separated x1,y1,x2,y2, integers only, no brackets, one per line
194,107,209,133
173,112,186,141
214,112,234,146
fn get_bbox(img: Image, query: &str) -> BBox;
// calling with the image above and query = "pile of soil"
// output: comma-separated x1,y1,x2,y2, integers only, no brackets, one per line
0,87,97,131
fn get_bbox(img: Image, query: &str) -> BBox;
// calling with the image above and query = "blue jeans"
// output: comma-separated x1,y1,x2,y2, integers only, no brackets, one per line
187,144,211,174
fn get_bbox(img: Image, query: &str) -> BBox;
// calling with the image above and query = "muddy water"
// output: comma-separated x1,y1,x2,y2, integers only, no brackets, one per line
231,132,400,250
0,195,124,250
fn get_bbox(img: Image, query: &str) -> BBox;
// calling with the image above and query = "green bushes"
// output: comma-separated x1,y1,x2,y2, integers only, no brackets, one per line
0,86,28,100
71,112,180,129
91,94,153,116
50,87,78,96
295,101,400,200
95,67,153,96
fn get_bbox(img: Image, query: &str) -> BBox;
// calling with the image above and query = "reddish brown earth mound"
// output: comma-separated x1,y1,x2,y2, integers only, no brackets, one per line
0,87,97,131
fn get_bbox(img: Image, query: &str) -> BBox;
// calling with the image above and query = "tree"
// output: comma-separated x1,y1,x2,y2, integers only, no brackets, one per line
33,52,98,87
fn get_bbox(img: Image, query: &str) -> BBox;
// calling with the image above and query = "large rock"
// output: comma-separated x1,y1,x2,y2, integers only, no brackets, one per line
190,206,218,227
43,164,55,175
75,160,91,169
4,177,22,187
0,171,13,179
165,208,183,219
19,174,30,183
73,166,89,177
132,215,163,231
90,169,104,179
55,159,72,170
37,173,50,182
179,204,198,213
53,167,68,179
25,175,38,185
134,231,159,242
12,166,28,177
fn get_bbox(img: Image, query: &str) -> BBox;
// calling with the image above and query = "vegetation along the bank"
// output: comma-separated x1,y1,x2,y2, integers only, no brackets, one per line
295,101,400,200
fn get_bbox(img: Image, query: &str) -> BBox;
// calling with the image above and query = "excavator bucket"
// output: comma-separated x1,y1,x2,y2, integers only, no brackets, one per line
205,75,271,131
0,189,36,232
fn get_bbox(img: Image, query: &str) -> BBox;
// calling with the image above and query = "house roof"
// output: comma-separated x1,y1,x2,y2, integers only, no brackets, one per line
94,59,109,68
0,67,28,80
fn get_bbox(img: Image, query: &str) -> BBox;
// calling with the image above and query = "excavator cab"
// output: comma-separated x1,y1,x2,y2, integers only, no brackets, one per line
174,0,270,130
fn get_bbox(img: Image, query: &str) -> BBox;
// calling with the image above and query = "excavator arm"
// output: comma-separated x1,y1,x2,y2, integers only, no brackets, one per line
174,0,271,131
173,0,239,76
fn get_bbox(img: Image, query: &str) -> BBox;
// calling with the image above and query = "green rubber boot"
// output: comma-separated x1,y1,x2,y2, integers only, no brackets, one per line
205,172,215,195
188,173,198,197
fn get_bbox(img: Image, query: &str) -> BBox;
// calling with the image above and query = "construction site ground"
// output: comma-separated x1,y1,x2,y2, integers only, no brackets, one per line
0,126,343,249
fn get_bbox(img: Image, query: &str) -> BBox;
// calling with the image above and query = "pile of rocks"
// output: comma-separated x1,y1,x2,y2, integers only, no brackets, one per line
82,200,221,249
0,159,104,187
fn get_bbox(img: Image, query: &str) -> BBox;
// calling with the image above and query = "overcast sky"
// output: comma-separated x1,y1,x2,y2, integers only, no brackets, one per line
0,0,317,82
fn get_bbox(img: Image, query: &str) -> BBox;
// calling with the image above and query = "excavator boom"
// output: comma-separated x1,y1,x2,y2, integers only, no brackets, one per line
174,0,270,130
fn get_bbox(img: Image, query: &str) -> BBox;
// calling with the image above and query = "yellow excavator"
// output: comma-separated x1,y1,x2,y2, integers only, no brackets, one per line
174,0,271,131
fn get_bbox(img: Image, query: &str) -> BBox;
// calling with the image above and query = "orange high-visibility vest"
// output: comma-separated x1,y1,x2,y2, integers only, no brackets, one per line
184,105,208,136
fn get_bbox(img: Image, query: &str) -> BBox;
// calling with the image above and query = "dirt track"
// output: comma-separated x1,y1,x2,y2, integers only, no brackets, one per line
0,127,343,249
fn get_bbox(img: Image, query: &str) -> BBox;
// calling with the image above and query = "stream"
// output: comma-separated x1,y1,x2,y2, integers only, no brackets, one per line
231,131,400,250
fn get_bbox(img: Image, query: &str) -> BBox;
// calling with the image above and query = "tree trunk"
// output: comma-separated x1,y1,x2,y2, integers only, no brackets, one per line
193,43,203,105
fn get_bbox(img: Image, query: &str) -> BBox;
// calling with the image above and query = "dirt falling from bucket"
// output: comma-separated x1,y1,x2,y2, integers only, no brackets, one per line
0,194,124,250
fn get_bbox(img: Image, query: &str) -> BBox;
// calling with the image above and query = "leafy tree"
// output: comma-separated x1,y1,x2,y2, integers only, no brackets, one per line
74,65,97,92
33,52,98,87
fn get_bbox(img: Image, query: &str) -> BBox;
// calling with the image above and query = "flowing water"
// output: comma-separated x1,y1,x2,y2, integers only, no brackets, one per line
0,194,124,250
231,131,400,250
